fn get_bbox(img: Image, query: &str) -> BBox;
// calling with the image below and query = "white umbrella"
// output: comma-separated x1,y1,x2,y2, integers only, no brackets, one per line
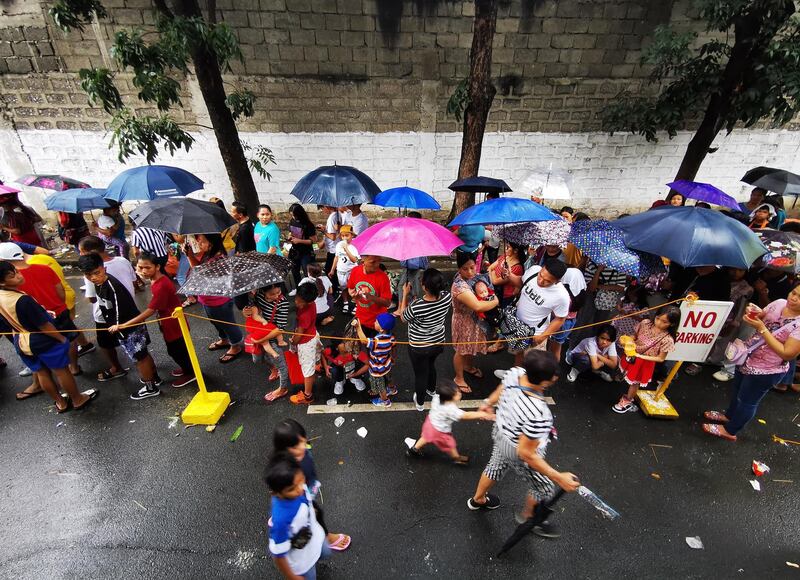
516,166,573,200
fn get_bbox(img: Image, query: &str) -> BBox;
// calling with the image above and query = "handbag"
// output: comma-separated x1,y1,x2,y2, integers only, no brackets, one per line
724,317,800,366
497,269,544,351
594,288,621,311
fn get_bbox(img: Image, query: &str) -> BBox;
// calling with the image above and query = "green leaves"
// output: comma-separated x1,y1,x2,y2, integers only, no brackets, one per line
241,142,276,181
110,109,195,164
49,0,107,32
446,78,470,122
226,89,255,120
78,68,123,113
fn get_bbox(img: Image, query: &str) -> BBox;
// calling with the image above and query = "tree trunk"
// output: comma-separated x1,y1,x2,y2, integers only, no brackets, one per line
172,0,260,216
449,0,498,220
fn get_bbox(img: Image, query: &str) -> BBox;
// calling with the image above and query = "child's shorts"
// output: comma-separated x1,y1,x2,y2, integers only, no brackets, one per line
421,416,457,453
119,328,151,362
296,334,322,378
368,373,389,397
337,270,352,288
17,339,70,372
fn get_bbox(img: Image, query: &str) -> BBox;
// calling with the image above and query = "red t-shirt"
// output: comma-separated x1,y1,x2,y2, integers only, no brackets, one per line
19,264,66,315
148,275,182,342
347,265,391,328
295,302,317,345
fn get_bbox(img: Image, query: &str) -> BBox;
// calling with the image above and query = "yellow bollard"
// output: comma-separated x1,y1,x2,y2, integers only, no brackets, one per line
173,306,231,425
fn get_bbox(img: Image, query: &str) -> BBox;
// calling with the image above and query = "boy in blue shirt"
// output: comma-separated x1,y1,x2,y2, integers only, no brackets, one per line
267,456,328,580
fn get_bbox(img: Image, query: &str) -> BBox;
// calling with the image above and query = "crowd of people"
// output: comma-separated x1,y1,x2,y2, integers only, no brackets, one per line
3,184,800,578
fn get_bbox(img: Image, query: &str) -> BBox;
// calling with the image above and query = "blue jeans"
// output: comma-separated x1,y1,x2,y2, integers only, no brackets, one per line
777,358,796,385
301,541,331,580
202,301,244,346
724,370,783,435
177,254,191,287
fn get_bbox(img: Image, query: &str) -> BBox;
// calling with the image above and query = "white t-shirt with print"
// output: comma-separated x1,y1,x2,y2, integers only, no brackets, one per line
515,266,570,334
334,240,360,274
428,394,465,433
85,257,137,323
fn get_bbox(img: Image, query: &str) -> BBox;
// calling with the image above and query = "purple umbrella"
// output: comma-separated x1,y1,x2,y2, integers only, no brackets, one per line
667,180,739,211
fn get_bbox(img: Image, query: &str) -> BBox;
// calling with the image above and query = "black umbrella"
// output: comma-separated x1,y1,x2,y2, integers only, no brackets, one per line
178,253,291,297
496,489,565,557
448,176,512,194
129,197,236,234
742,166,800,195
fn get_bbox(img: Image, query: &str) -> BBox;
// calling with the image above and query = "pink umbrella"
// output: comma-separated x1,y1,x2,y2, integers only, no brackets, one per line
351,217,462,260
0,184,21,195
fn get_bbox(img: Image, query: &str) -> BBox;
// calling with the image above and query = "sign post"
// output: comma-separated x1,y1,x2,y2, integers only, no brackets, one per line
636,298,733,419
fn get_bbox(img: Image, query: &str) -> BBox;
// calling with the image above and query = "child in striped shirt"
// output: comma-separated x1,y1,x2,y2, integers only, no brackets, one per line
354,312,396,407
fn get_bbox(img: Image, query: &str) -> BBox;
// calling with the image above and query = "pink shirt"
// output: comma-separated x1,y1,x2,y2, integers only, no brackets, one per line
741,299,800,375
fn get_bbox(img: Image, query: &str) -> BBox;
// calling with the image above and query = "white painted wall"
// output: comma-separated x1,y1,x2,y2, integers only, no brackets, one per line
2,128,800,216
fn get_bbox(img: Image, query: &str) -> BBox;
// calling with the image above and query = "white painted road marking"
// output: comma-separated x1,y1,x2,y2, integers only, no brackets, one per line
307,397,555,414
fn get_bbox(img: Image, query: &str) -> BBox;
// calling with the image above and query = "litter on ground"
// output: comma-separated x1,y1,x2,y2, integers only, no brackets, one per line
685,536,704,549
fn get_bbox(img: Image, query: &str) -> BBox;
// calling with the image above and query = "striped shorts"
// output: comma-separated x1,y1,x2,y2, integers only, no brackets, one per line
483,428,555,501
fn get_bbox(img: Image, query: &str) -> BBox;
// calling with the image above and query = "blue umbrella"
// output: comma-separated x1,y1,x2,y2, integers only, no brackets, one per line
44,188,111,212
372,186,441,210
569,219,663,279
104,165,203,202
448,176,512,194
666,180,740,211
615,206,768,268
290,165,380,206
449,197,557,227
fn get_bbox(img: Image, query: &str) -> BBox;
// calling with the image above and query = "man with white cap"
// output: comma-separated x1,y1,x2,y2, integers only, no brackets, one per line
96,214,128,258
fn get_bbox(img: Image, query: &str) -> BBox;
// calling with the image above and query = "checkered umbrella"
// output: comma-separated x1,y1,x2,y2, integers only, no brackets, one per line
496,219,571,248
178,253,290,297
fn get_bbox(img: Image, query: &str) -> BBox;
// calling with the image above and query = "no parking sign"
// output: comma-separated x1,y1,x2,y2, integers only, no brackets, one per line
666,300,733,363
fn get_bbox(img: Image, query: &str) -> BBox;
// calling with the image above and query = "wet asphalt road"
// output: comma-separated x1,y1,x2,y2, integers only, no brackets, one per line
1,275,799,580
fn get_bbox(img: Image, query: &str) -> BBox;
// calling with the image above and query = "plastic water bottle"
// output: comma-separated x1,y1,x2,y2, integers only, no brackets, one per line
578,486,621,520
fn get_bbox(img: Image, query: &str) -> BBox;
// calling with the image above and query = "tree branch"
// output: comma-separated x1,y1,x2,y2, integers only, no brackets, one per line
206,0,217,24
152,0,174,19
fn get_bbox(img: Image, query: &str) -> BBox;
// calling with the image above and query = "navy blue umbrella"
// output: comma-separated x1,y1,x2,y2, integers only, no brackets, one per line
615,206,768,268
104,165,203,202
290,165,380,206
372,186,440,210
448,176,512,194
449,197,557,226
44,188,111,212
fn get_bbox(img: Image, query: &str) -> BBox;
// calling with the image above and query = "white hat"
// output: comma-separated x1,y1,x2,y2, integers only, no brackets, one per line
97,215,116,229
0,242,24,261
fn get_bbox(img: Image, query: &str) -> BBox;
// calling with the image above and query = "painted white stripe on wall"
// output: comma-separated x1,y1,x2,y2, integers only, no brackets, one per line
2,128,800,215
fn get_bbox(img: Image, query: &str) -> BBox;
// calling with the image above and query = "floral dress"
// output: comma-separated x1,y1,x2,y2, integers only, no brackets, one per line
451,273,488,356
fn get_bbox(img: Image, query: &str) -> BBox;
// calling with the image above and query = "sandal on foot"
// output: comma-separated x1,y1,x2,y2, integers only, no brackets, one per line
16,386,44,401
56,400,71,413
773,384,789,392
328,534,352,551
73,389,99,411
208,340,230,352
453,455,470,465
97,368,128,382
219,349,242,364
703,410,729,423
702,423,737,441
264,388,288,402
465,367,483,379
487,342,505,353
455,381,472,394
181,297,197,308
71,365,83,377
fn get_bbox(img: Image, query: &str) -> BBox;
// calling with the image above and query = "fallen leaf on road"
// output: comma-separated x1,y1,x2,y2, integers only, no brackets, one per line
230,425,244,442
651,473,661,480
757,419,766,425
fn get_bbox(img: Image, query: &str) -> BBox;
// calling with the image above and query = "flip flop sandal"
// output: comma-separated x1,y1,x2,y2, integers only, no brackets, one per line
264,388,288,402
465,367,483,379
328,534,352,551
455,382,472,394
16,387,44,401
97,369,129,382
219,350,242,364
181,297,197,308
73,389,99,411
684,364,702,376
208,341,231,352
773,384,789,392
703,410,729,423
56,400,71,413
702,423,737,441
453,455,470,465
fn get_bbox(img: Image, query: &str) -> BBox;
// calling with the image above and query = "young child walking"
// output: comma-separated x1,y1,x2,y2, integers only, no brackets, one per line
78,253,162,400
109,251,196,388
407,380,493,464
289,283,322,405
266,455,328,580
613,305,680,414
330,225,360,314
353,312,396,407
321,338,368,395
272,419,352,552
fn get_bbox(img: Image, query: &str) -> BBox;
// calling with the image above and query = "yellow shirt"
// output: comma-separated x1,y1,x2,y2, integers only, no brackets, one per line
26,254,76,311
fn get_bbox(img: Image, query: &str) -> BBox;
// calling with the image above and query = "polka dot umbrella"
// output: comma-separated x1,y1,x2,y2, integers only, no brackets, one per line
568,219,664,279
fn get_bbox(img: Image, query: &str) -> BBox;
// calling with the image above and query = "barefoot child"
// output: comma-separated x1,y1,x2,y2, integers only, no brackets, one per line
353,312,396,407
109,251,196,388
407,380,493,464
272,419,352,552
613,305,680,414
330,225,360,314
289,283,322,405
266,456,329,580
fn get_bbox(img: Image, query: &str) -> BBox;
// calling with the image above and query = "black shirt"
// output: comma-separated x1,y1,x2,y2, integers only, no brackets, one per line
235,220,256,254
95,274,142,336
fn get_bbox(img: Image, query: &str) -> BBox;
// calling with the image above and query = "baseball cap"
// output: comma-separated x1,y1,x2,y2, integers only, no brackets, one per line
376,313,396,333
0,242,25,261
339,224,354,236
97,215,116,229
